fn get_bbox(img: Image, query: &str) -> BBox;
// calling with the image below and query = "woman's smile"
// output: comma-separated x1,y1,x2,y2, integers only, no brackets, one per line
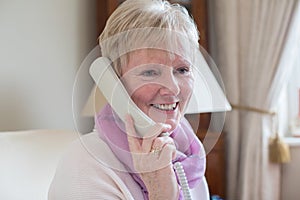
150,102,178,111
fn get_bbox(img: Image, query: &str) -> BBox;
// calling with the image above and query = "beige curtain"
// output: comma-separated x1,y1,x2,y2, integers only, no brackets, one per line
208,0,299,199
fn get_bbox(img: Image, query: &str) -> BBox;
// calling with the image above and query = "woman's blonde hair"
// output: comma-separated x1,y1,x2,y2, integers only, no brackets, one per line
99,0,200,75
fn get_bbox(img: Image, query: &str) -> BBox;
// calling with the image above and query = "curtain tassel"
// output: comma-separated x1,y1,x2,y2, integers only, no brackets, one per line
269,132,291,163
231,103,291,164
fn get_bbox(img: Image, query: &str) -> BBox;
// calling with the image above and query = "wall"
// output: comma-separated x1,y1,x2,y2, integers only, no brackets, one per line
0,0,98,131
281,139,300,199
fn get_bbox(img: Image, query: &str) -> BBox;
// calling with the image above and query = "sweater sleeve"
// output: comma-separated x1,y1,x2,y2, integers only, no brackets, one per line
48,138,135,200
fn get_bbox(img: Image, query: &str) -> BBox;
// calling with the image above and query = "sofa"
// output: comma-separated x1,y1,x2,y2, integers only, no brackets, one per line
0,130,78,200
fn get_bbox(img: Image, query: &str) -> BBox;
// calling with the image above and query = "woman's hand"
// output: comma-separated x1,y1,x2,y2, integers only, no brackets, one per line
125,115,179,200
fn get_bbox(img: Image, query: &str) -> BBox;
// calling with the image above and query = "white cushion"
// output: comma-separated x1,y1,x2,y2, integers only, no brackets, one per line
0,130,77,200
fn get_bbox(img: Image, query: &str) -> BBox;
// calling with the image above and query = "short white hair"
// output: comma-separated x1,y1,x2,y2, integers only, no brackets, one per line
99,0,200,76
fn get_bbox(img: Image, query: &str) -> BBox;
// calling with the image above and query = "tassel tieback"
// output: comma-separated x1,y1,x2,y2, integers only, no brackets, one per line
231,103,291,164
269,133,291,163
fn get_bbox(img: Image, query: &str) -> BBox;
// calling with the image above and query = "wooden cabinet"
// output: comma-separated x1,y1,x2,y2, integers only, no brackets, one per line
197,130,226,198
97,0,226,198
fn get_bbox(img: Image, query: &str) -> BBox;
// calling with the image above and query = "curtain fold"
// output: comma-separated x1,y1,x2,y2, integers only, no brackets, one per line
208,0,299,199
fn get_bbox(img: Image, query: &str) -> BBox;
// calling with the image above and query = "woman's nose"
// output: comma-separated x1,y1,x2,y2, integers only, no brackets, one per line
159,73,180,96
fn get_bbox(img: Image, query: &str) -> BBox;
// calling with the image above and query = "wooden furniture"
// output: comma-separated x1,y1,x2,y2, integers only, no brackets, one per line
197,130,226,198
185,114,226,198
97,0,226,198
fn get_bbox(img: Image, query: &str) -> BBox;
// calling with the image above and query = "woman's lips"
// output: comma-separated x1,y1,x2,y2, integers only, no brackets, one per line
150,102,178,111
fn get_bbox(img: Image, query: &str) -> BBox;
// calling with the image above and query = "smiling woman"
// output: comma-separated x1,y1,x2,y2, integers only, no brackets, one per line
49,0,210,199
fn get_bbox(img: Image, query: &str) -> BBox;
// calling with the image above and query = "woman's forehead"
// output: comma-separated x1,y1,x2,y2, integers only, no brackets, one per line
127,49,191,65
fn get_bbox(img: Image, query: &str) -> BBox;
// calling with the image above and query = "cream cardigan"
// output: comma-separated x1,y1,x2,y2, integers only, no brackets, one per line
48,132,210,200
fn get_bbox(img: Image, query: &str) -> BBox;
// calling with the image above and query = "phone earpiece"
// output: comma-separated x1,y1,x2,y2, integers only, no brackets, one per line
89,57,156,137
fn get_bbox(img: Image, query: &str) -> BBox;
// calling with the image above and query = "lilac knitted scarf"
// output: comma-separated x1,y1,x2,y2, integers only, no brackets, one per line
95,104,206,199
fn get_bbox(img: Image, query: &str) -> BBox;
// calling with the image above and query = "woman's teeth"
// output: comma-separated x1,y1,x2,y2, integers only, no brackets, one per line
152,103,177,111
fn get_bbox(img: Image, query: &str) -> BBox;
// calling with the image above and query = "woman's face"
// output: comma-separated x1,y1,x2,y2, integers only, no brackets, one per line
121,49,194,131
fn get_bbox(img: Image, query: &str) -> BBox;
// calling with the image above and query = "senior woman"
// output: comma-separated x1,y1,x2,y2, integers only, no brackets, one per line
49,0,209,199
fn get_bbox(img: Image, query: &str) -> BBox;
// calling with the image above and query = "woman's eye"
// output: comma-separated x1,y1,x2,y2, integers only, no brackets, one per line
176,66,191,75
141,70,159,77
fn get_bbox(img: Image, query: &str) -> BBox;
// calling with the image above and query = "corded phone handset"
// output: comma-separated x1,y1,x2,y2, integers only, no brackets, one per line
90,57,192,200
89,57,156,135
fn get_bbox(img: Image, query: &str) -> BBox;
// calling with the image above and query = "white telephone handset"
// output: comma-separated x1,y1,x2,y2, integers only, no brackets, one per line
89,57,192,200
89,57,156,136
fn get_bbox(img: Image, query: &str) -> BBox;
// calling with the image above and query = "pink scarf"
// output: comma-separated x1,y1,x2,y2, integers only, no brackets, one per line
95,104,206,199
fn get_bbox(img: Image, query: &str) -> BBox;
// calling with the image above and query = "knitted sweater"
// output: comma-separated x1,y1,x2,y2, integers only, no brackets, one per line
48,132,210,199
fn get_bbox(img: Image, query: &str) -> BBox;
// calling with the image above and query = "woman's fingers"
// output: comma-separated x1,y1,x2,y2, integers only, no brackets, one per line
125,114,176,172
151,136,177,160
151,135,175,152
125,115,142,152
141,123,171,152
125,114,172,152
